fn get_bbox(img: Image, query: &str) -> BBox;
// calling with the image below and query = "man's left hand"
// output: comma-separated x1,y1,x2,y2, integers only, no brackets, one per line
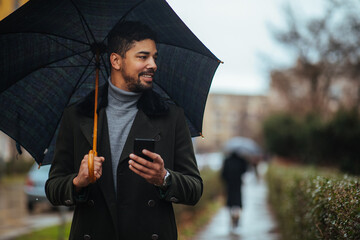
129,150,167,186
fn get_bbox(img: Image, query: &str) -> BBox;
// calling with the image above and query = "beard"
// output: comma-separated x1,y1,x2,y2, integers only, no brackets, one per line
121,68,154,93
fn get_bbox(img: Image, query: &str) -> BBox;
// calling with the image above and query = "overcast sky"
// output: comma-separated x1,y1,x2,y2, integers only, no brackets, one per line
166,0,325,95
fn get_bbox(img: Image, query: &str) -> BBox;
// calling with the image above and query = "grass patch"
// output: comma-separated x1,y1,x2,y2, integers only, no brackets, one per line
14,222,71,240
178,197,223,240
0,174,26,185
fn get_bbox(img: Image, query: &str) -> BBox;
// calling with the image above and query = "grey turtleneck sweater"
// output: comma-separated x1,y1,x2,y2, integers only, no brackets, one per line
106,79,141,190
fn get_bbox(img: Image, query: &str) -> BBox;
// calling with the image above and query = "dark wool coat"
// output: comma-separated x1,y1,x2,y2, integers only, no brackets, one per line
221,153,247,208
45,86,203,240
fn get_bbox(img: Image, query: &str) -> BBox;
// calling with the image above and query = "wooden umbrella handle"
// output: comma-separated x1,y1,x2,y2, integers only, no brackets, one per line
88,50,100,183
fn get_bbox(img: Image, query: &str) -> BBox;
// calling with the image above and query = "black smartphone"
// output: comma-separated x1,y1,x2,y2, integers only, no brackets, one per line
133,138,155,162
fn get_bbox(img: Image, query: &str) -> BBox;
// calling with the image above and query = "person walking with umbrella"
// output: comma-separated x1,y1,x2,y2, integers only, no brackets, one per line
45,21,203,240
221,151,248,233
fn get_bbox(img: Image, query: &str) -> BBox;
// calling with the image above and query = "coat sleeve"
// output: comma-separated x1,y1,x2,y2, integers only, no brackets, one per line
163,108,203,205
45,108,88,206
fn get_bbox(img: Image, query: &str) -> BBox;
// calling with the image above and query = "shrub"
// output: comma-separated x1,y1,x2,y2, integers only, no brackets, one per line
262,113,304,158
267,162,360,240
262,109,360,174
5,157,33,175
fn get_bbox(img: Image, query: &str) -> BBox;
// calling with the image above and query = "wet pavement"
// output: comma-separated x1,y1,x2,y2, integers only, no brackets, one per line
194,164,279,240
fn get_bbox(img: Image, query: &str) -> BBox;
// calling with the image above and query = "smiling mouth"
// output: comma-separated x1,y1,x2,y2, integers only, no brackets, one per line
139,71,155,81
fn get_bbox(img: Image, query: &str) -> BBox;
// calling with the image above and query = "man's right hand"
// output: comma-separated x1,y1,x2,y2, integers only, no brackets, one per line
72,154,105,191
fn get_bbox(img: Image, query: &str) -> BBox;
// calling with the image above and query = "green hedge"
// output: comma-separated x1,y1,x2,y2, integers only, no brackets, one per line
262,110,360,174
267,162,360,240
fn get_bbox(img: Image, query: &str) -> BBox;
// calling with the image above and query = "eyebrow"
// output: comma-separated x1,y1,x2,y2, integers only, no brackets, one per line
137,51,158,56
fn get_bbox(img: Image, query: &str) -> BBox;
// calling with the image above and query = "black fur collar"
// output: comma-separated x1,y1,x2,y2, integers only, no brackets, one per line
77,83,169,117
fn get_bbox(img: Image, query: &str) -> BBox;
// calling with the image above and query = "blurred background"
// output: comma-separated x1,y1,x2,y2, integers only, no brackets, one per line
1,0,360,239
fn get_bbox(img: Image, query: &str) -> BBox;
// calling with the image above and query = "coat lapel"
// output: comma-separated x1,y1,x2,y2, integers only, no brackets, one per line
119,109,161,164
79,109,119,236
96,108,119,237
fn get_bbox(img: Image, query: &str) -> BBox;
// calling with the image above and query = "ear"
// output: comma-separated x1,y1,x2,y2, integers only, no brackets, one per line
110,53,122,71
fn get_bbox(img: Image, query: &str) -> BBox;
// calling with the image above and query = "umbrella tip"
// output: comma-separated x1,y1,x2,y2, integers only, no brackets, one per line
38,163,42,169
218,60,224,64
199,132,205,139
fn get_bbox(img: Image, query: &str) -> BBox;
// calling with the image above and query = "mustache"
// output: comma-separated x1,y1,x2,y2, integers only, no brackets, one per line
139,69,155,76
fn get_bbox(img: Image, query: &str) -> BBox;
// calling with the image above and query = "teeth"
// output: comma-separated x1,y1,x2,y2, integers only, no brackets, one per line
143,75,152,77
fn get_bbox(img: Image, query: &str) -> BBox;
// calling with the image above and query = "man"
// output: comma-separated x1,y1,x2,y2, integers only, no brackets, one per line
45,21,203,240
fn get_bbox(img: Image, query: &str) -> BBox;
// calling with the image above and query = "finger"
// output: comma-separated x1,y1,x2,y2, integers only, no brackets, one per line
94,156,105,163
128,159,154,175
129,164,151,180
142,150,162,163
94,170,102,179
129,153,152,167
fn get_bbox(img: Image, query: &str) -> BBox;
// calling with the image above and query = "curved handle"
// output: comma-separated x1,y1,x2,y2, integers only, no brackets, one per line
88,150,97,183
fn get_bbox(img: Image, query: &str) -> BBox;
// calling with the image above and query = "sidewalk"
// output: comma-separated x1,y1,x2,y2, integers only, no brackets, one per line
194,163,279,240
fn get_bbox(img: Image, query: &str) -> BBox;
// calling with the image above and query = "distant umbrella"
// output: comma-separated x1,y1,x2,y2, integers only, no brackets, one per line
224,137,262,157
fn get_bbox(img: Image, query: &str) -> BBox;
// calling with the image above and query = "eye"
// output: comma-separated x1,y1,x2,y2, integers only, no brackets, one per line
138,56,147,59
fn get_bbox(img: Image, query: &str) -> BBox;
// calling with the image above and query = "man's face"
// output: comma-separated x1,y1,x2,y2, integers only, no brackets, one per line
119,39,158,92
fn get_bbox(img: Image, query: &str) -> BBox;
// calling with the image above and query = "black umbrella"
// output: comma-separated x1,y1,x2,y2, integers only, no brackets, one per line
0,0,221,166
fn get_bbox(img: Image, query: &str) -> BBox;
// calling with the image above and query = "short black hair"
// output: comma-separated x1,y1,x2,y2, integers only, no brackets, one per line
107,21,157,57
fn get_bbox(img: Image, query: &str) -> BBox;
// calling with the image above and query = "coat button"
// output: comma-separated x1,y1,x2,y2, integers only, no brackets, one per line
64,200,72,205
83,234,91,240
151,234,159,240
170,197,179,203
88,200,94,207
148,200,156,207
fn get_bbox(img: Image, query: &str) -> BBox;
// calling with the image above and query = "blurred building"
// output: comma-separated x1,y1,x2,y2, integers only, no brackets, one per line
195,93,268,153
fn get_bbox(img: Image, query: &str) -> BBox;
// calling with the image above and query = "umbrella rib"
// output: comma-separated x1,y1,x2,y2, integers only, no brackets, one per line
73,55,96,92
99,51,109,77
35,49,91,71
44,35,92,62
44,65,94,68
99,64,108,83
0,49,92,94
77,8,92,46
0,31,89,46
103,0,147,40
157,42,221,62
69,0,97,45
75,66,97,92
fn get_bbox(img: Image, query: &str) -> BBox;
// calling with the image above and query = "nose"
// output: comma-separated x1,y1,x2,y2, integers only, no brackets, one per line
147,57,157,71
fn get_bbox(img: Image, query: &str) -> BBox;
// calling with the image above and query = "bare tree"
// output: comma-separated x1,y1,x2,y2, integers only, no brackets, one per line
269,0,360,115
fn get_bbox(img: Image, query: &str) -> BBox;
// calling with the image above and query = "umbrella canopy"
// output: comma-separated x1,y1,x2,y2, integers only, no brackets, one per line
0,0,221,165
223,137,262,157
